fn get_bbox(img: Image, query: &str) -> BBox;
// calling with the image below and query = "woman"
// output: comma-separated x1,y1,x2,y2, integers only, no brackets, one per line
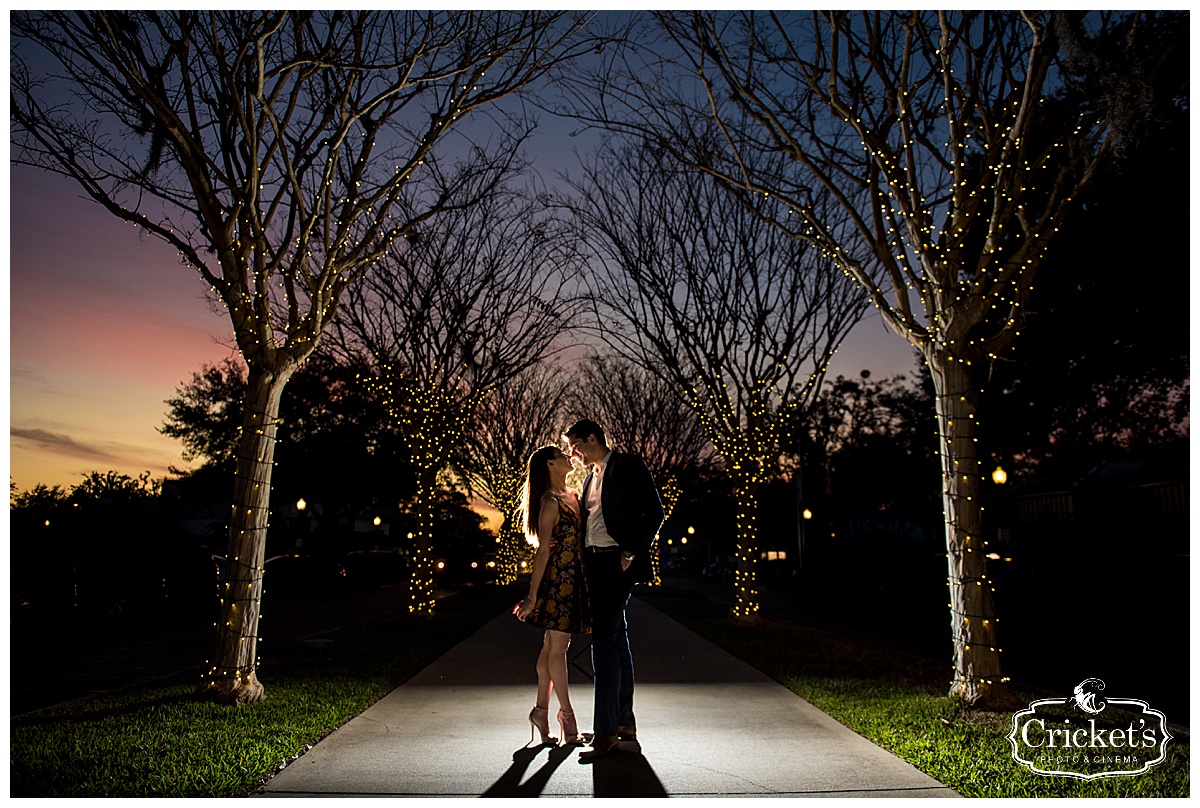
514,444,590,746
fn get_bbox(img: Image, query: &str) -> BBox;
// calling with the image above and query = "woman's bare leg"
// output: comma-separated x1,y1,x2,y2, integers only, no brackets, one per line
545,630,572,712
535,631,553,710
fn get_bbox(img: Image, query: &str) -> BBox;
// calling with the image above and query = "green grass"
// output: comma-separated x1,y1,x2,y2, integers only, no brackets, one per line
638,589,1190,798
12,582,1188,797
10,584,518,797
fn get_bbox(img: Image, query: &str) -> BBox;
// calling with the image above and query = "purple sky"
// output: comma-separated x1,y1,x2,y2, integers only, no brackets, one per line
8,160,917,494
10,166,237,491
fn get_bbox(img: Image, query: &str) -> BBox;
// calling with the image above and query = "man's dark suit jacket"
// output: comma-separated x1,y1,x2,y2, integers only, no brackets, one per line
580,451,666,584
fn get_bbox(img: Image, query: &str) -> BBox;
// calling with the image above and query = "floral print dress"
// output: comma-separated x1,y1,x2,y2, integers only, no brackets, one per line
527,497,591,634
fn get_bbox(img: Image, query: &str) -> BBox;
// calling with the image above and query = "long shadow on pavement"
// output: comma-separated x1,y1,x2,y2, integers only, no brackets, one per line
590,741,667,797
483,740,667,797
482,744,575,796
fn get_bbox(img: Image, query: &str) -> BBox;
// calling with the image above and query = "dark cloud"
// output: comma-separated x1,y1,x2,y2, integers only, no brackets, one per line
10,427,124,463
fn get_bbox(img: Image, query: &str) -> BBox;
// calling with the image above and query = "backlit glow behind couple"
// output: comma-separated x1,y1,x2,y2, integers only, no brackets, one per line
513,419,665,763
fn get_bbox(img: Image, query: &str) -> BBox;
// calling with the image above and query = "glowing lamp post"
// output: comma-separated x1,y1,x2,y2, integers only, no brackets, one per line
992,466,1008,485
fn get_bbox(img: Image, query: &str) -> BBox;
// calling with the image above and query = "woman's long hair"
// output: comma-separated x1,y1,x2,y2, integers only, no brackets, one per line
520,445,558,547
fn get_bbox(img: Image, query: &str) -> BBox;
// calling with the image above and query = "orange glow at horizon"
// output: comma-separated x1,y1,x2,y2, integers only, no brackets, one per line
9,168,235,492
8,168,915,496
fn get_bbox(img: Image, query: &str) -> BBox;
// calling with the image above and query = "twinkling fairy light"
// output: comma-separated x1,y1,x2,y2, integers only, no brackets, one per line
647,472,683,587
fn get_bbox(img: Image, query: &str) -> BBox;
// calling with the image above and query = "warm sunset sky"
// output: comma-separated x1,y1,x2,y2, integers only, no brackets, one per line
10,166,237,492
8,150,918,495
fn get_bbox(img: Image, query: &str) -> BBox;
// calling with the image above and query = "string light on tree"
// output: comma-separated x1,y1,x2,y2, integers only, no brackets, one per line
364,363,484,617
648,472,684,587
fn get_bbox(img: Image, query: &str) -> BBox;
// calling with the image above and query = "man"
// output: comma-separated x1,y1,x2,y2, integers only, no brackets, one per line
564,418,664,762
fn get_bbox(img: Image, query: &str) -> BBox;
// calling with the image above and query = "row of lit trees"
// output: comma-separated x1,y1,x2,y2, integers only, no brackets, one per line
14,11,1184,710
154,347,725,590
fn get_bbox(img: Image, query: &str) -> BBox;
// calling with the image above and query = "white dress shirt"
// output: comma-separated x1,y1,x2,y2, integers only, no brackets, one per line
584,450,619,548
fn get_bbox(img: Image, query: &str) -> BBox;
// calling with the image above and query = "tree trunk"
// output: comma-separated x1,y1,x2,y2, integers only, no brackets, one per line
926,346,1010,708
410,465,439,617
492,480,523,586
496,513,524,586
731,478,761,622
205,364,293,705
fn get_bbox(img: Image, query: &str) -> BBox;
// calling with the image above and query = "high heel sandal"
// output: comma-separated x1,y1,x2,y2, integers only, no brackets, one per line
529,706,558,746
557,709,586,746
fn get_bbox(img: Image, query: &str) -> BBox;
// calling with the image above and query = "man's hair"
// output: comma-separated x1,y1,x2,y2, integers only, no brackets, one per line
564,418,606,447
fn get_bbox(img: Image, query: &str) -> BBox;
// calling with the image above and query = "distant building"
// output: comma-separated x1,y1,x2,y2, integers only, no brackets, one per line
986,438,1188,557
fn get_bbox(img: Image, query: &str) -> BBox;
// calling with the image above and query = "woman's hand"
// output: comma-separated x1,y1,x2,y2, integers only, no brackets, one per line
514,595,536,621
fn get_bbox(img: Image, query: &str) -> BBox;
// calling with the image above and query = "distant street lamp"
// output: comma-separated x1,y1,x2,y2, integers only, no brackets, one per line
373,516,382,526
687,526,695,535
992,466,1008,485
802,508,813,520
296,497,307,511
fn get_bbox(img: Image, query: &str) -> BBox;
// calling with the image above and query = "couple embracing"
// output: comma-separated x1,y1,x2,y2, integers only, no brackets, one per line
514,419,665,763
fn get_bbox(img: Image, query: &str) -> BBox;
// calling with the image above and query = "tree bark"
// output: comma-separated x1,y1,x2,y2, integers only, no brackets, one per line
730,478,761,622
926,345,1010,708
410,464,439,617
205,363,293,705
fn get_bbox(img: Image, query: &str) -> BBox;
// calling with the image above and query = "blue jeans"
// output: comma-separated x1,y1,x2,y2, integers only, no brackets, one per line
584,550,636,736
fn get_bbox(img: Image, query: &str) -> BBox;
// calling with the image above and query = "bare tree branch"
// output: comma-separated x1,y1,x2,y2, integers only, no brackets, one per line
328,179,588,614
555,139,868,617
455,363,574,584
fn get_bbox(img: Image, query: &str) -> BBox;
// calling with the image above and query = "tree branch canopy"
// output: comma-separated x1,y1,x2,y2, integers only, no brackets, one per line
549,11,1176,364
560,140,866,461
556,138,868,618
12,10,595,367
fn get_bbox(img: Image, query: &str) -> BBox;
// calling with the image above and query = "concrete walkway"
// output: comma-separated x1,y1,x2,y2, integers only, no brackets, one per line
256,598,958,798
